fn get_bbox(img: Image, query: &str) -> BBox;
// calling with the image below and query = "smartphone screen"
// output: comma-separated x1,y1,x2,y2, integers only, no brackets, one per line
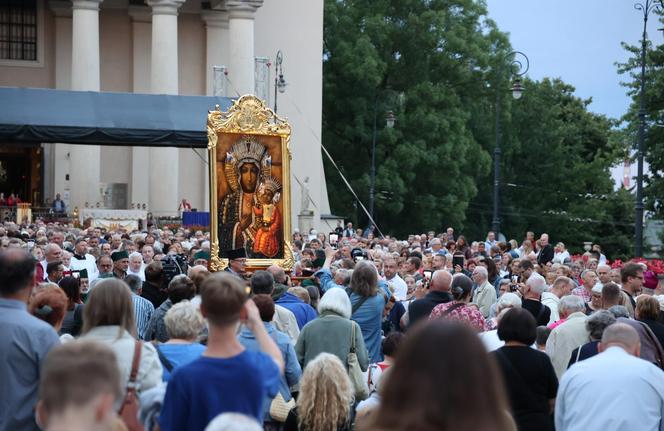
329,233,339,245
452,255,464,268
423,270,433,280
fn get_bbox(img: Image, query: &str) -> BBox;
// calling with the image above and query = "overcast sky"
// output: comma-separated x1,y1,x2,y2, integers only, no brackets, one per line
486,0,664,121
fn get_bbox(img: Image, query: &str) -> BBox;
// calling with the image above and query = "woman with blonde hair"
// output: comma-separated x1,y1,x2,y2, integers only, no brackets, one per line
80,278,162,411
284,353,353,431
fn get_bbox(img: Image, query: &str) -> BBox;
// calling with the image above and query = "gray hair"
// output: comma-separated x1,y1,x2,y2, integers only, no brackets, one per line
496,292,522,313
580,269,596,281
586,310,616,341
335,268,351,285
128,251,142,261
473,266,488,280
124,275,142,294
204,413,262,431
164,300,205,340
559,295,586,315
608,305,630,319
527,273,547,295
318,287,352,319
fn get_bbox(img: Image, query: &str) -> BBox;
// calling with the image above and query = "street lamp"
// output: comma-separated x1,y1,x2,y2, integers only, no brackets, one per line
369,96,396,221
492,50,529,237
633,1,661,257
273,50,287,113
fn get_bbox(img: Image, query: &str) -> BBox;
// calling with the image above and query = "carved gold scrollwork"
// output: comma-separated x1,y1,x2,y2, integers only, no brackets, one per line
207,95,294,272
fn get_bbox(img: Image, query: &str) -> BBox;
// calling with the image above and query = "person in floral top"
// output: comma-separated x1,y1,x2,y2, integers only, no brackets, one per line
429,273,487,332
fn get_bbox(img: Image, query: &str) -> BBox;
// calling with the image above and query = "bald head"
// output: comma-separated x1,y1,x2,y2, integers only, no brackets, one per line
430,270,452,292
599,323,640,357
267,265,287,284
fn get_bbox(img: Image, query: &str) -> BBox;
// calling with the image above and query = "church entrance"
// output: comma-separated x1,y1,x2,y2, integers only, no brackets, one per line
0,144,42,204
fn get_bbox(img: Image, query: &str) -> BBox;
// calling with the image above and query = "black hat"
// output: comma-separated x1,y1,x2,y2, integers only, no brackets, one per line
111,250,129,261
78,268,89,279
223,248,247,260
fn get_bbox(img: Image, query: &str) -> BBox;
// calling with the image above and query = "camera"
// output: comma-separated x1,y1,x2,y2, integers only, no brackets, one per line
161,254,189,289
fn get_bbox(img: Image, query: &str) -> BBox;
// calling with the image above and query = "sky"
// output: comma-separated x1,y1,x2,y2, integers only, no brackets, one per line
485,0,663,186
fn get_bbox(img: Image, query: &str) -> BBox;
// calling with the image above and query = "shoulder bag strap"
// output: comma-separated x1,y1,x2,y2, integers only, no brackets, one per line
351,295,369,315
128,340,143,385
439,302,466,319
350,321,356,353
155,344,174,372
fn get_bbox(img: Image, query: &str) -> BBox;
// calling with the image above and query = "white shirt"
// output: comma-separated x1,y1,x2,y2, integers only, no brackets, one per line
553,250,570,264
541,291,561,324
556,346,664,431
69,253,99,282
385,274,408,301
127,267,145,282
479,329,504,352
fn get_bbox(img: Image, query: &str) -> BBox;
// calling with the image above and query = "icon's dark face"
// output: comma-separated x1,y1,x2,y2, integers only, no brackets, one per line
239,163,259,193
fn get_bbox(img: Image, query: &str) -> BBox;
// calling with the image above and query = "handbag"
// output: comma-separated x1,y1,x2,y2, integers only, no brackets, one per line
119,340,145,431
269,392,296,422
347,322,369,401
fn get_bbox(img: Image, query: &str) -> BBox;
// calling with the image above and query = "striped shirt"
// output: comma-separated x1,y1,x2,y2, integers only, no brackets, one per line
132,293,154,340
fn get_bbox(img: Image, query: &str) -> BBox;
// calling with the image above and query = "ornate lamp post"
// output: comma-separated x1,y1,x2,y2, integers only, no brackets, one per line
492,50,529,237
633,1,661,256
369,96,395,220
273,50,287,113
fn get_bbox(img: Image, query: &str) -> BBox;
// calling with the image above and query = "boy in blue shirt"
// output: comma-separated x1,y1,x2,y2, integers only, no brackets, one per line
159,273,284,431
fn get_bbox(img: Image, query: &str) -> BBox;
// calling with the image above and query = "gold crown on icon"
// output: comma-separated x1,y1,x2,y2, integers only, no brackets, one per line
259,176,282,194
230,136,267,167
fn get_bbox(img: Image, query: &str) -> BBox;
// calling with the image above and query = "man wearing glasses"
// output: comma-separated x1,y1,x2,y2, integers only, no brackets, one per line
224,248,247,278
620,263,644,310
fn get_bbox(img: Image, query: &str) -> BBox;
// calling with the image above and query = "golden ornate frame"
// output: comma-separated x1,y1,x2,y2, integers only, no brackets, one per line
207,95,294,272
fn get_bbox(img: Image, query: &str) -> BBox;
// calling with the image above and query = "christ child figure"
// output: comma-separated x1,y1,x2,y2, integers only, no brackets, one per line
252,178,282,258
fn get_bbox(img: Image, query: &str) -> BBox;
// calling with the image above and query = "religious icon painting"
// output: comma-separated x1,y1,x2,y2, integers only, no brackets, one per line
207,95,294,272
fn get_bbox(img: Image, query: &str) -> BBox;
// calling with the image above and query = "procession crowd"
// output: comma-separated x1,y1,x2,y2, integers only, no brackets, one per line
2,219,664,431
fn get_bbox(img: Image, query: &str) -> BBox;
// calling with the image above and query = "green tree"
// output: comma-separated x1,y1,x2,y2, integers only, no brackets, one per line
465,78,632,258
617,11,664,249
322,0,502,236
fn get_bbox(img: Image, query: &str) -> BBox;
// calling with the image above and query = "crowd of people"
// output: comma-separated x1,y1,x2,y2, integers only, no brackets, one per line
2,219,664,431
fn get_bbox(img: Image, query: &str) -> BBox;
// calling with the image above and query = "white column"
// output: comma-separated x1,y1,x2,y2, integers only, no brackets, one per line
226,0,263,95
70,0,102,209
48,1,73,205
200,9,229,212
201,9,229,96
146,0,185,217
129,5,152,210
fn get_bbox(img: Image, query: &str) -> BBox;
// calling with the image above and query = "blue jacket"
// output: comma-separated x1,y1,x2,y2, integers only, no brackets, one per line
238,322,302,422
276,292,317,329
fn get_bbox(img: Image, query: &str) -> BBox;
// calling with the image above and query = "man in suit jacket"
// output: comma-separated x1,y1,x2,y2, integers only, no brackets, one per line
537,233,554,266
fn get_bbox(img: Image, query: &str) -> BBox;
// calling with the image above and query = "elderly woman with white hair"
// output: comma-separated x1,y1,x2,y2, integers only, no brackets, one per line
480,292,522,351
155,300,206,381
295,287,369,372
127,251,145,281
